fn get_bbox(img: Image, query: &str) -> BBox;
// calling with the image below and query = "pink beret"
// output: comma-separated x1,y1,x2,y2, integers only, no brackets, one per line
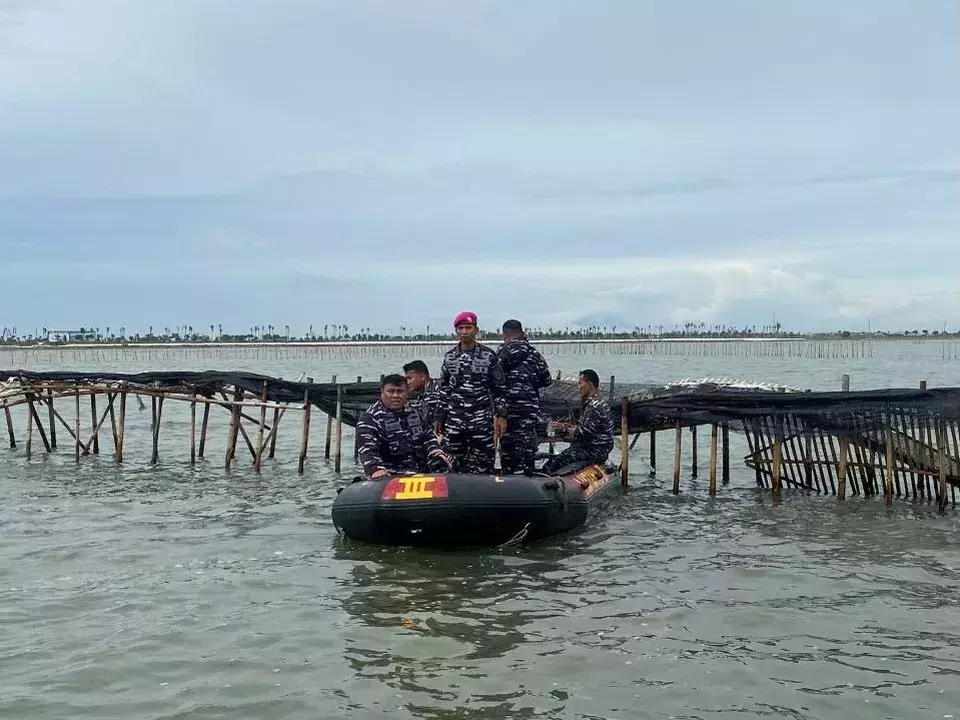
453,311,478,327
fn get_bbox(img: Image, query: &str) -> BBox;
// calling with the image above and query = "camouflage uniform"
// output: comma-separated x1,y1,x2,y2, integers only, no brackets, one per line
496,337,552,474
356,400,451,478
438,343,508,474
407,377,442,425
542,394,615,474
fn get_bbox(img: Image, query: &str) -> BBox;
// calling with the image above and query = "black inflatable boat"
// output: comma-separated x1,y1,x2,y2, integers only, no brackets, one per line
331,463,621,549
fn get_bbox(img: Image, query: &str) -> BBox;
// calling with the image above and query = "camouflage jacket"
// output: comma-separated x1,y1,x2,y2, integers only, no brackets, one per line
438,343,508,420
496,337,552,418
356,400,445,477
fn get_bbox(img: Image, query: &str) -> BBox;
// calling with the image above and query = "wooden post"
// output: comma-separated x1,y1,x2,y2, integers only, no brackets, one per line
334,383,344,473
90,394,100,455
672,420,681,494
151,396,163,464
690,425,698,478
117,391,126,463
298,380,312,475
721,422,730,484
108,392,119,458
650,430,657,473
198,402,210,458
3,402,15,449
919,379,927,390
938,420,948,513
772,430,782,498
620,397,629,489
27,396,51,453
709,424,718,495
353,375,363,461
190,391,197,465
608,375,616,401
226,388,240,470
837,436,848,502
884,423,895,507
255,380,268,473
325,374,337,459
269,406,280,459
26,395,33,457
74,388,81,463
841,373,850,392
47,388,57,449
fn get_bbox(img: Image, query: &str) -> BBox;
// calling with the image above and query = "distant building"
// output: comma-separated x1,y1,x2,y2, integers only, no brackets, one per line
46,329,97,342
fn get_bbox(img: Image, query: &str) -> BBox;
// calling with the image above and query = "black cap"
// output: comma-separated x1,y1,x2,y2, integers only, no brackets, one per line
502,319,523,332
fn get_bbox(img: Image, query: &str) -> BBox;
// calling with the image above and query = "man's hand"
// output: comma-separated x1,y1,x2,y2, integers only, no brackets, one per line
371,468,390,480
494,416,507,437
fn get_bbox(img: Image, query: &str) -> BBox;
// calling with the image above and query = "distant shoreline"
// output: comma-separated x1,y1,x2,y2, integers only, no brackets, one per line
0,335,955,350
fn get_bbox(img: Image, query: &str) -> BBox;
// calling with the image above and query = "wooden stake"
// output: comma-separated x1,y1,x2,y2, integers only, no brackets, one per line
226,388,241,469
198,402,210,458
3,402,15,449
938,420,948,513
298,381,312,475
151,396,163,464
26,395,33,457
74,389,81,463
772,430,782,498
608,374,616,401
255,380,267,473
190,391,197,465
118,391,126,463
108,392,119,458
325,374,337,459
47,388,57,449
672,420,681,494
90,394,100,455
650,430,657,473
620,397,629,489
690,425,698,478
721,422,730,484
334,382,344,473
837,435,849,502
709,424,718,495
884,422,895,507
269,406,280,459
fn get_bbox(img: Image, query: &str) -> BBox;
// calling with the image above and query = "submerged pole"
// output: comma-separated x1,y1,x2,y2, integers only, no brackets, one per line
298,380,312,475
721,422,730,484
709,424,718,495
672,420,681,494
325,374,337,459
4,402,15,449
334,383,344,473
620,397,629,489
47,388,57,449
255,380,268,473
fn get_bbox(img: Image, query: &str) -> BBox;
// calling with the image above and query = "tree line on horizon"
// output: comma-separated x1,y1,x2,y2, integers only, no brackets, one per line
0,322,956,345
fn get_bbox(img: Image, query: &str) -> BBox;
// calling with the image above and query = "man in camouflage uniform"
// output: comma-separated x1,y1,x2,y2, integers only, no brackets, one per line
496,319,552,475
435,311,508,474
356,374,453,479
403,360,442,425
542,369,614,474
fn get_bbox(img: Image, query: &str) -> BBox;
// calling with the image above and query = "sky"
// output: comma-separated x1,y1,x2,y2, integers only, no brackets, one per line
0,0,958,336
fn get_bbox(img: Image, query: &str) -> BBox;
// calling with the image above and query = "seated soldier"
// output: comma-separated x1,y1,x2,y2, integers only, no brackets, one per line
403,359,442,424
356,374,453,479
541,369,614,474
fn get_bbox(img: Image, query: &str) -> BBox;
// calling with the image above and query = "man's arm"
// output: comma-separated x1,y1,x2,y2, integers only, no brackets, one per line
532,348,552,390
488,349,508,418
356,413,388,478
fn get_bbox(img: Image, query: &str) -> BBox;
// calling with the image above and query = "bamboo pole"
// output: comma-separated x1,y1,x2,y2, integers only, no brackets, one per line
255,380,267,473
269,406,280,459
354,375,362,461
608,375,615,401
26,395,33,457
151,396,163,464
884,422,895,507
27,394,52,453
938,420,948,513
3,402,15,449
650,430,657,473
118,391,126,463
198,402,210,459
74,389,81,463
334,383,344,473
837,435,848,502
325,374,337,459
771,425,782,498
225,389,239,470
672,420,681,494
298,380,312,475
620,397,629,489
47,388,57,449
190,391,197,465
90,394,99,455
108,392,119,458
708,423,718,495
721,422,729,484
690,425,698,478
82,392,116,454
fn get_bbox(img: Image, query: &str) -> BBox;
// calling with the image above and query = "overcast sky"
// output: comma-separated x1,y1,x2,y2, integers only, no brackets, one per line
1,0,957,335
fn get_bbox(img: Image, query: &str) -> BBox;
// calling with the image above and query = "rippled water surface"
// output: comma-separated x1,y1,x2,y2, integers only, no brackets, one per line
2,342,959,719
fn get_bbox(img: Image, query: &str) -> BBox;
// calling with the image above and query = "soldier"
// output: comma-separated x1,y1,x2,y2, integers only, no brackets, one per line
542,369,614,474
435,311,508,474
356,374,453,479
403,360,442,424
496,319,552,475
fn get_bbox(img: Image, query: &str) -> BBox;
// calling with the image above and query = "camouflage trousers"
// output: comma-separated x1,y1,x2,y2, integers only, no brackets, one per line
499,415,539,475
443,408,495,475
541,444,599,476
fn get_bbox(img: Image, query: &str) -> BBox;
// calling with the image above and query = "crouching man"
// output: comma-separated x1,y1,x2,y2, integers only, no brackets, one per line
356,374,453,479
542,369,614,475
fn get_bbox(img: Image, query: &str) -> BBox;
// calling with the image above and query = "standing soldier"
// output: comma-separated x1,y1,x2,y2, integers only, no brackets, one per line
403,360,442,424
496,319,552,475
435,311,508,474
356,374,453,479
